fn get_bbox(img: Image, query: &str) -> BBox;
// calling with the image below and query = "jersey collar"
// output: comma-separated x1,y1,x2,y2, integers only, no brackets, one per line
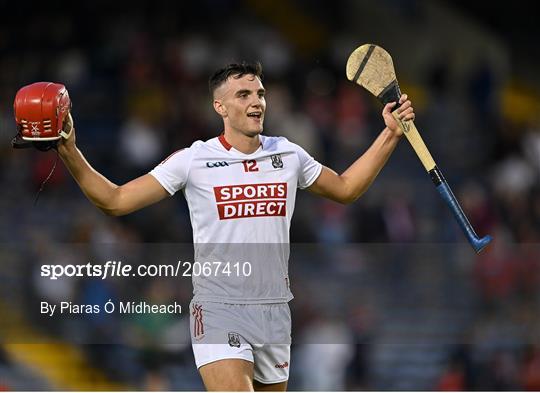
218,133,233,151
218,133,263,153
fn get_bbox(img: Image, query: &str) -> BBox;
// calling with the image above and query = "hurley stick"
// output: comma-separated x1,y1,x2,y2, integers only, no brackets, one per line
346,44,491,253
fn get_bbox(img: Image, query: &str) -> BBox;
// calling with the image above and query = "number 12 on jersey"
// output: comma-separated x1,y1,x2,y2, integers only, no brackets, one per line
242,160,259,172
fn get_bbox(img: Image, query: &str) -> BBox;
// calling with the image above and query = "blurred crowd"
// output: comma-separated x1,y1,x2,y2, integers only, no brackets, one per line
1,0,540,390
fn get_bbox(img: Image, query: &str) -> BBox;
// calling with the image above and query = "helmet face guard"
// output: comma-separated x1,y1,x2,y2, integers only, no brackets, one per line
11,131,58,151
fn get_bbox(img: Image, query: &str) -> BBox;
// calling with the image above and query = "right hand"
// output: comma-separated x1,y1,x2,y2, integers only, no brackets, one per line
57,112,76,154
382,93,415,138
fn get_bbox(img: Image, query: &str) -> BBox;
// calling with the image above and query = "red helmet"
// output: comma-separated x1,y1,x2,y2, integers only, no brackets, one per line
14,82,71,141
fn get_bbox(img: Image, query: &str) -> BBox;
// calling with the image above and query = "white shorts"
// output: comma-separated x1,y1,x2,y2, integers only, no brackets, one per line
190,301,291,384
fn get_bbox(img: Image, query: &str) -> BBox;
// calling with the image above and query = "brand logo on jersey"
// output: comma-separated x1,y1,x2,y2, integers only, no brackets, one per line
271,154,283,169
206,161,229,168
214,183,287,220
275,361,289,369
228,332,241,348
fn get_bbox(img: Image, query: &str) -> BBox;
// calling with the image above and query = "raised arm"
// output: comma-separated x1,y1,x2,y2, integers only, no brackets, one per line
308,94,414,204
57,115,169,216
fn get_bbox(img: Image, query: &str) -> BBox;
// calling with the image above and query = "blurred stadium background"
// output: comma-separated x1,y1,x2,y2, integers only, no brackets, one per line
1,0,540,390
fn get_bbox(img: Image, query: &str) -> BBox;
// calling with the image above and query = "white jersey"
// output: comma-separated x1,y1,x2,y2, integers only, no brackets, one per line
149,134,322,304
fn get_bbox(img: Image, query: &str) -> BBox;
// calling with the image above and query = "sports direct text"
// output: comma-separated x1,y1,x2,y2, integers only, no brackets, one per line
213,182,287,219
41,260,252,280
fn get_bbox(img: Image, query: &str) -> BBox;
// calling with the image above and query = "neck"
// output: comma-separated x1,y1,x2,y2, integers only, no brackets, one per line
223,129,261,154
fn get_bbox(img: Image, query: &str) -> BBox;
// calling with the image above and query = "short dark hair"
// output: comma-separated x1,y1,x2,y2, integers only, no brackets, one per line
209,61,263,97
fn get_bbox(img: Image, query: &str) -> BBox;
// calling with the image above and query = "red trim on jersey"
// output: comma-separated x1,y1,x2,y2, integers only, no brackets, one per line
218,133,263,151
160,148,185,164
218,133,232,151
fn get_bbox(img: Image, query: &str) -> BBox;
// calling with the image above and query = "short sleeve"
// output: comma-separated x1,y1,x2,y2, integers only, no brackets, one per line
295,144,323,189
149,147,195,195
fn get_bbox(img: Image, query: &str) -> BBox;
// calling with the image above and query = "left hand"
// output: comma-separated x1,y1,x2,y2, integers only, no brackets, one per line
382,94,415,137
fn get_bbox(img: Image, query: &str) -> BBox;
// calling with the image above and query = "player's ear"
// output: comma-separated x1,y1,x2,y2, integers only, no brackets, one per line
213,99,227,118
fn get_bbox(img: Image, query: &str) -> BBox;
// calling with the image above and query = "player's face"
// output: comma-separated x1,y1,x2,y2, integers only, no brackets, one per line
214,74,266,137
